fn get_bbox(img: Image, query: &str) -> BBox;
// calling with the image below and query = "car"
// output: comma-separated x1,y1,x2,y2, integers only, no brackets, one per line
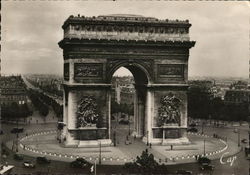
36,156,51,164
198,157,211,164
189,123,196,127
175,169,192,175
119,119,129,125
0,164,3,170
200,163,215,170
10,128,24,134
187,128,198,133
23,161,35,168
70,158,92,168
241,139,248,144
13,154,24,161
233,128,238,133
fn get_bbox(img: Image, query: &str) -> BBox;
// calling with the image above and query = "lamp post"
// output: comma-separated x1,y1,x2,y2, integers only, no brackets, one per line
128,119,131,136
113,131,116,147
147,131,149,146
201,122,204,135
15,118,19,152
203,139,206,156
99,141,102,165
238,130,240,147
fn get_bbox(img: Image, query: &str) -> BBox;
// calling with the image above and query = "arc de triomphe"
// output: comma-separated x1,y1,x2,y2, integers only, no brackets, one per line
58,14,195,147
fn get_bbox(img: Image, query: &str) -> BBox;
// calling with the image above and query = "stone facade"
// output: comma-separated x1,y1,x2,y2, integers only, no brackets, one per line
59,14,195,147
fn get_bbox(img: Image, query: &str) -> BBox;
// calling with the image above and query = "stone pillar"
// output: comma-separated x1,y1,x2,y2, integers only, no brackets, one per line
146,90,153,143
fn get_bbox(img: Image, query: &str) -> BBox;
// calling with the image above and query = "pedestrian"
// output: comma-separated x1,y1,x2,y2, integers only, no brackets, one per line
149,143,152,148
170,145,173,150
195,155,198,160
134,135,136,141
36,119,38,124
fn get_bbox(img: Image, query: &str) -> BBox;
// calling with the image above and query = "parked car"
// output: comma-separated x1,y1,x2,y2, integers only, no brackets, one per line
200,163,215,170
13,154,24,161
241,139,248,144
0,164,4,170
23,161,35,168
119,119,129,125
70,158,92,168
233,128,238,133
36,156,51,164
187,128,198,133
175,169,192,175
10,128,24,134
189,123,196,127
198,157,211,165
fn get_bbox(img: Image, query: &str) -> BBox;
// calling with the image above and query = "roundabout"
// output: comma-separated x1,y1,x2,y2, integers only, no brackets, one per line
7,129,233,165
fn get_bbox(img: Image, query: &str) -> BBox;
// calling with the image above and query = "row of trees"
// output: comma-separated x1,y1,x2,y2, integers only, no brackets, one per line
1,102,32,121
188,81,249,122
29,91,49,117
28,90,63,119
111,101,134,116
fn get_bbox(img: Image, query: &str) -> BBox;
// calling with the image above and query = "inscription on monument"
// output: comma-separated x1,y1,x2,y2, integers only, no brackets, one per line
74,63,103,79
64,63,69,80
157,64,184,78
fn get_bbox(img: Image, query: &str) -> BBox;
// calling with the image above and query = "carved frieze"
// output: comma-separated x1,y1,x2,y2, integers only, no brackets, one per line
158,93,181,126
74,63,103,79
157,64,184,78
76,96,100,128
64,63,69,80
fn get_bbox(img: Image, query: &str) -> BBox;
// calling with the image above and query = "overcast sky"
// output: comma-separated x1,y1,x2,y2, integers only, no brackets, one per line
2,1,249,78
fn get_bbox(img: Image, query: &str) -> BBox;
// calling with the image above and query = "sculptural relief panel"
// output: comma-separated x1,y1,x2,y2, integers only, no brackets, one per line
73,90,108,130
153,91,187,128
157,64,184,78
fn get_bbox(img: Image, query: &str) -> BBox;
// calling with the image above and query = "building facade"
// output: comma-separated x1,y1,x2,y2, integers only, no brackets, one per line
0,76,28,105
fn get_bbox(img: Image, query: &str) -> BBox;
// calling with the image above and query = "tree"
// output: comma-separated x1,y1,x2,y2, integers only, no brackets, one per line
123,149,163,174
188,81,214,120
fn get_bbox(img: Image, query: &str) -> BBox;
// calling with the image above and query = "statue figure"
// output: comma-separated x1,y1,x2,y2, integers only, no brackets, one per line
76,96,99,128
158,93,181,126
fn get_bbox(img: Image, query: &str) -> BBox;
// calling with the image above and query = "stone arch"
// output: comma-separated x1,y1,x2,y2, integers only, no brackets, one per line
106,60,153,85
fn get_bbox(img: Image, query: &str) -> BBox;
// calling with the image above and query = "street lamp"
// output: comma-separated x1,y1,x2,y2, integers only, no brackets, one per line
238,130,241,147
128,120,131,136
201,122,204,135
99,141,102,165
113,131,116,147
147,131,149,146
203,139,206,156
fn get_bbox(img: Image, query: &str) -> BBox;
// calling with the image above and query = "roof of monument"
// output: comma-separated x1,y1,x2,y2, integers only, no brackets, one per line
62,14,190,29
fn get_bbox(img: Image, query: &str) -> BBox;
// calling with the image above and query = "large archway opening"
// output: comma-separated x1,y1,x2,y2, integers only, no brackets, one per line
110,65,149,146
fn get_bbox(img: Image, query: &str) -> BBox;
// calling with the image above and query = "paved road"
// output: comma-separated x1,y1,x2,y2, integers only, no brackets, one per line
1,122,249,174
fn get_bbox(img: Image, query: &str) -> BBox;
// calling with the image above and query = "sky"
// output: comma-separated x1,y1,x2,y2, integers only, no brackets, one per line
1,1,249,78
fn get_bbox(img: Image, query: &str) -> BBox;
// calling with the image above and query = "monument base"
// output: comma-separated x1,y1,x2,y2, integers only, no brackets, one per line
142,137,190,145
64,139,112,148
